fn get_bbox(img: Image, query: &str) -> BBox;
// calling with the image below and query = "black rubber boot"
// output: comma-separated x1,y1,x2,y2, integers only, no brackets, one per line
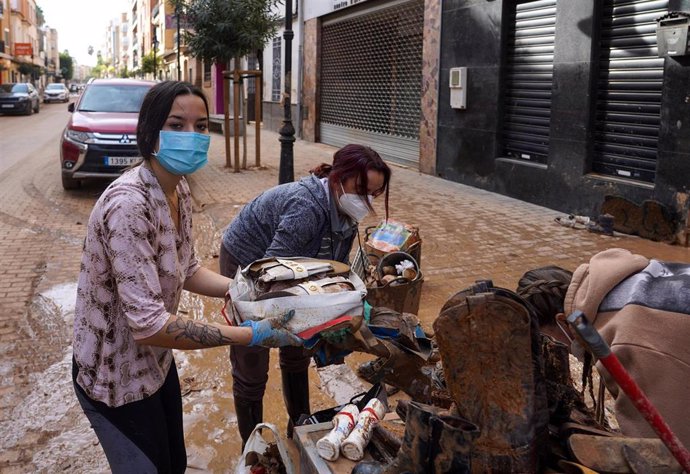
428,413,478,473
234,397,263,450
352,401,478,474
281,369,310,438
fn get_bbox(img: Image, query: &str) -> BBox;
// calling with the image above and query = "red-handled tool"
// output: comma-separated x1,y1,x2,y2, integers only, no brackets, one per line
566,310,690,473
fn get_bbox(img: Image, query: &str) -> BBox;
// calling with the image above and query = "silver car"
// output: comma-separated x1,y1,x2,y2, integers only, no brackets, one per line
44,83,70,103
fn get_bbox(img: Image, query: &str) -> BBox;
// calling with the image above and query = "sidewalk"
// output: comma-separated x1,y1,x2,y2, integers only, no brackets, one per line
190,126,690,327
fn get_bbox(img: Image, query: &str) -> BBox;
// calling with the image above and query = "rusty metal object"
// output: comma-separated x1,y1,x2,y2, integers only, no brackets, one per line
623,444,654,474
567,434,683,473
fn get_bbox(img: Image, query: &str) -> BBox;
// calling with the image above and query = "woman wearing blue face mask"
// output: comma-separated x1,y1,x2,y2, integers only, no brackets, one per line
219,143,392,448
72,81,302,473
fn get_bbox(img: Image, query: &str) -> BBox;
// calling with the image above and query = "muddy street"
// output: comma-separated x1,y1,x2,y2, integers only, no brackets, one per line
2,104,690,473
0,106,366,473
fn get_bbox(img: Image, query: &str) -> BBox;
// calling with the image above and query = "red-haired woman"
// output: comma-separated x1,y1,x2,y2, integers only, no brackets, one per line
220,144,392,447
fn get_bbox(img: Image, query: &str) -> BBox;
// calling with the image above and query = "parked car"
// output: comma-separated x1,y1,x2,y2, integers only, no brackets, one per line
0,82,40,115
44,83,70,103
60,78,155,190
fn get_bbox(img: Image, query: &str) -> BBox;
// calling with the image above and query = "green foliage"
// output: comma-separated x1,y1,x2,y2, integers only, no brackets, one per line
59,51,74,80
36,6,45,27
18,63,33,76
141,51,160,75
91,64,105,78
184,0,280,65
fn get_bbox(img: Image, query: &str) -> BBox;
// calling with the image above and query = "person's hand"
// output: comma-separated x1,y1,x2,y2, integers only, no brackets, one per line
240,310,303,347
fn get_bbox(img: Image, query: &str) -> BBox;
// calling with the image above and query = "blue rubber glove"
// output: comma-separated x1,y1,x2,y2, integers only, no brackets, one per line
241,310,303,347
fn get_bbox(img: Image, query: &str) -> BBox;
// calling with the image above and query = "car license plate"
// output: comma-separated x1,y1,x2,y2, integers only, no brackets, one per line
1,104,14,108
105,156,142,166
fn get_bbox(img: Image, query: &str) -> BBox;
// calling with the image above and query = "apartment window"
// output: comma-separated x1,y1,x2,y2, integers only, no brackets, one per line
203,60,212,83
272,37,281,102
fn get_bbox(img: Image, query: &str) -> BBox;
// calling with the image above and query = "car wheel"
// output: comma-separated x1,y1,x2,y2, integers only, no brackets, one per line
61,174,81,190
25,103,33,115
34,101,40,113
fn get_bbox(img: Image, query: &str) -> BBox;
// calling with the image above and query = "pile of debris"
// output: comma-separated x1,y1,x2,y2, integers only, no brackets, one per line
313,281,684,473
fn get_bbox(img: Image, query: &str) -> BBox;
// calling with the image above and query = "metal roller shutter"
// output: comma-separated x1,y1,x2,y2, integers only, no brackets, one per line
592,0,667,183
320,0,424,166
502,0,557,164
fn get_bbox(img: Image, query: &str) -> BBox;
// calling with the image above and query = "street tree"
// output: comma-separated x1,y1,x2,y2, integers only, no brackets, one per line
59,51,74,81
185,0,279,65
185,0,280,169
141,51,159,76
36,6,45,27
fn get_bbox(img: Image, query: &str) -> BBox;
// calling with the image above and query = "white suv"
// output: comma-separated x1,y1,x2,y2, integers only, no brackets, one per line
44,83,70,103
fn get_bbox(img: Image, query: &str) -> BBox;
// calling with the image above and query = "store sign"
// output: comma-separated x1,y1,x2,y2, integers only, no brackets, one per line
165,14,193,30
14,43,33,56
333,0,368,11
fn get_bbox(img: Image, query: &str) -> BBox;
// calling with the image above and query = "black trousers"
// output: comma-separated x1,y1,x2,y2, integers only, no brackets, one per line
72,358,186,473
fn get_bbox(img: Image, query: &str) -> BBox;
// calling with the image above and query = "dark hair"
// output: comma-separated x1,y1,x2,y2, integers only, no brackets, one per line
310,144,392,219
136,81,209,159
516,266,573,326
518,265,605,416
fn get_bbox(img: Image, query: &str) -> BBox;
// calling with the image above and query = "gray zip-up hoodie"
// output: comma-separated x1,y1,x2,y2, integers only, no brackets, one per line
222,175,357,267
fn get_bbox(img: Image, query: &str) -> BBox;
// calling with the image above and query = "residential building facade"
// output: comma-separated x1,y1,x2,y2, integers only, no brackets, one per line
2,0,44,84
284,0,690,240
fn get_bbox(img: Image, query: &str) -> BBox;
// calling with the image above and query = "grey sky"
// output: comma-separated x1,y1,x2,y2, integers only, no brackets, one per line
38,0,129,66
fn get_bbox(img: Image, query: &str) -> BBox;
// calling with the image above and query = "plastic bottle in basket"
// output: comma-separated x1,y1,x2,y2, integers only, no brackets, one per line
340,398,387,461
316,404,360,461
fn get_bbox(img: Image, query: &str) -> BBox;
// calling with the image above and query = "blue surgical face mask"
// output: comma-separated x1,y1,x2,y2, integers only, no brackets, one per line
153,130,210,175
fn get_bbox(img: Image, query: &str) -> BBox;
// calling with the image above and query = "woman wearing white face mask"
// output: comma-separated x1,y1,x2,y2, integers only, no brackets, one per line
220,143,392,447
72,81,302,473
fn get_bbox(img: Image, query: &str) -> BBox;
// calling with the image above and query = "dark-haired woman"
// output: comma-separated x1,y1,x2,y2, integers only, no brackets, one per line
72,81,301,473
220,144,392,446
517,248,690,448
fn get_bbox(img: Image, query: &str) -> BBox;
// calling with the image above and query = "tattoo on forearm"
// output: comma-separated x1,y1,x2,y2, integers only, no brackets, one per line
166,317,235,346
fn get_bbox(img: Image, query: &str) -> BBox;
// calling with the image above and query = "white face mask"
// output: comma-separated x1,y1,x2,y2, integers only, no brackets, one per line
339,182,373,222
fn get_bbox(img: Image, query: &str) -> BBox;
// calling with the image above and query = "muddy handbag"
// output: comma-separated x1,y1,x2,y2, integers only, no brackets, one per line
227,257,367,339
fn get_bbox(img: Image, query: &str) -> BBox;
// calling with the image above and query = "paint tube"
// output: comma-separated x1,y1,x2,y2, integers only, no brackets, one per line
340,398,387,461
316,403,360,461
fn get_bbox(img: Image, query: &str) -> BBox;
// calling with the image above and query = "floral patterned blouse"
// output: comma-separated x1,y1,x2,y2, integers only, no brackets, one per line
73,165,200,407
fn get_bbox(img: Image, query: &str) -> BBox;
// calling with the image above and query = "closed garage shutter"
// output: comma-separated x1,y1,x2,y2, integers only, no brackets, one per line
320,0,424,166
592,0,667,183
501,0,557,164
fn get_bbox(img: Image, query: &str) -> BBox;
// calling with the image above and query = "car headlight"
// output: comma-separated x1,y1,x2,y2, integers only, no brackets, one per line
65,130,93,143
